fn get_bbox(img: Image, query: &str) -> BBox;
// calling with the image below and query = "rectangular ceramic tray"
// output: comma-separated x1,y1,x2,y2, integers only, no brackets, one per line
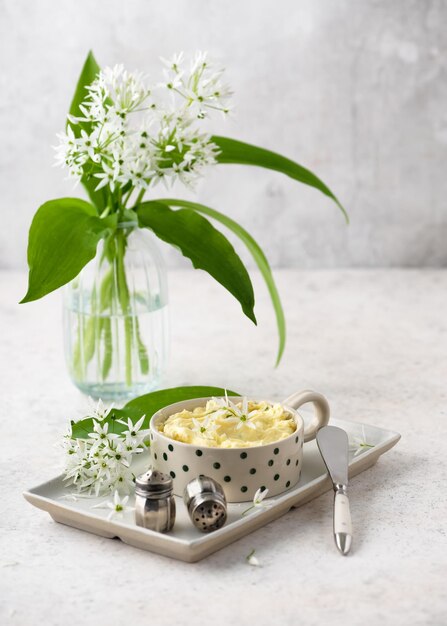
24,418,400,562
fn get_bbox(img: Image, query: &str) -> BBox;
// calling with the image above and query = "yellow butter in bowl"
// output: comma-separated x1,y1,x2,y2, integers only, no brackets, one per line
159,398,296,448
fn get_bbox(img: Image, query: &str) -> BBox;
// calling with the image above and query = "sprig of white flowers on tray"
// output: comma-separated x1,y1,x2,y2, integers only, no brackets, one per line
62,399,149,496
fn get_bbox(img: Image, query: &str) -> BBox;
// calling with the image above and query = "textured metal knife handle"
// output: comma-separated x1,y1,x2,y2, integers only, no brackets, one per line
334,489,352,555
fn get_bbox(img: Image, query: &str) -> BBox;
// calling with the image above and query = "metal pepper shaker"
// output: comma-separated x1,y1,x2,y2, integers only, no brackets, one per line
135,469,176,533
183,475,227,533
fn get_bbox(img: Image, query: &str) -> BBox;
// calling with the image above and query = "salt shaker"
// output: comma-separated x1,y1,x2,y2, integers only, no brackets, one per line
183,475,227,533
135,469,176,533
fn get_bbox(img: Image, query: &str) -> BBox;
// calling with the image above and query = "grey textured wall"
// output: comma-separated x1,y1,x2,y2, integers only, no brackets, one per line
1,0,446,269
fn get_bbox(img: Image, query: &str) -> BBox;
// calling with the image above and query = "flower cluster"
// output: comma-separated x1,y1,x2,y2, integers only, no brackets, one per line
62,400,149,496
55,52,232,193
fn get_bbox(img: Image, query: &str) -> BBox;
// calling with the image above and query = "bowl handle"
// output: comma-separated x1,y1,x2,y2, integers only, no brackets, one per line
283,390,330,443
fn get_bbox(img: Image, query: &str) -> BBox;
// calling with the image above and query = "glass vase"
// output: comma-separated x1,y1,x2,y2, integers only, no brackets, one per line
63,222,169,401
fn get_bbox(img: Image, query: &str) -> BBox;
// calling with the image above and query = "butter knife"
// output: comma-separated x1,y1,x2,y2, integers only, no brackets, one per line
316,426,353,555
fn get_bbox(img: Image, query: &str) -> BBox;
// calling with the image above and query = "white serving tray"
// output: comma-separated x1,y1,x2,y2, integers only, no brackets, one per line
24,418,400,562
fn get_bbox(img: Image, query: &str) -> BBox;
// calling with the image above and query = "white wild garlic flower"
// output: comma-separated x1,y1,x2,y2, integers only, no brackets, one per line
92,490,135,521
191,416,219,439
214,394,258,431
246,549,262,567
349,425,375,457
241,487,272,517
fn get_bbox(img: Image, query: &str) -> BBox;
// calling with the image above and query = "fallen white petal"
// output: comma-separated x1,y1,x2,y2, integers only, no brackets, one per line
247,554,261,567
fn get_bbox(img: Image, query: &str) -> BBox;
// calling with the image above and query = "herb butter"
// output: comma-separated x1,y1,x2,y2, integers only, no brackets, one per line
159,398,296,448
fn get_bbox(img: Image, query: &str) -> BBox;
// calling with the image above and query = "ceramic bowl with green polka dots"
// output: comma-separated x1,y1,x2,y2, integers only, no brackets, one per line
149,390,330,503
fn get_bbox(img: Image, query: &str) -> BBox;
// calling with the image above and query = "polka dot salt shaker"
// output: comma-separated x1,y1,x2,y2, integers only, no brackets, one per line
135,469,176,533
183,475,227,533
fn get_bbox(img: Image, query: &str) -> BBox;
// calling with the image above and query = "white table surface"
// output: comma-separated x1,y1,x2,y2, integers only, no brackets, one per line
1,269,446,626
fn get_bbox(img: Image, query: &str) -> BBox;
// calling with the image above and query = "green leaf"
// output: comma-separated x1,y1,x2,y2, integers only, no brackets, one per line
211,135,348,223
68,51,100,132
68,51,107,212
155,198,286,365
70,385,240,439
137,201,256,324
21,198,116,303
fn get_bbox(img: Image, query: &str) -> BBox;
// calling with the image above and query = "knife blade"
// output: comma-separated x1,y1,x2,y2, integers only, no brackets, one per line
316,426,352,555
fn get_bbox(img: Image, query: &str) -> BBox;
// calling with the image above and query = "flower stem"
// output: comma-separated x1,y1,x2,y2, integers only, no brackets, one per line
134,188,146,207
122,188,133,207
115,230,133,386
241,505,254,517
